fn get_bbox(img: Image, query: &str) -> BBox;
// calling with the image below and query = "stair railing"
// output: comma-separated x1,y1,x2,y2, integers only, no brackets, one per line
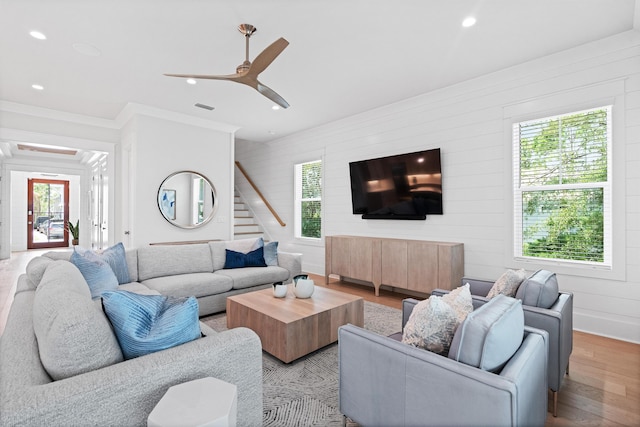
235,161,286,227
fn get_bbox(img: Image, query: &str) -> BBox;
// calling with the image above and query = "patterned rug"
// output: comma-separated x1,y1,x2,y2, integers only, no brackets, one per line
201,300,402,426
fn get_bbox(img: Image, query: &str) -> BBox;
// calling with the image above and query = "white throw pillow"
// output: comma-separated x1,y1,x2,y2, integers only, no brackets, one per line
402,297,459,356
486,269,527,299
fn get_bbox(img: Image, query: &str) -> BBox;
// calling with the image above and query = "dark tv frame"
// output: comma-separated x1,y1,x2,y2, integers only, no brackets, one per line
349,148,443,220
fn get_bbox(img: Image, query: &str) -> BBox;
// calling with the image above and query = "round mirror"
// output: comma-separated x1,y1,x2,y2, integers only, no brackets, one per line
157,171,218,229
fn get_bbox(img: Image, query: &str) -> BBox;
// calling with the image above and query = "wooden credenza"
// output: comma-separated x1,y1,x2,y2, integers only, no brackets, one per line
325,235,464,296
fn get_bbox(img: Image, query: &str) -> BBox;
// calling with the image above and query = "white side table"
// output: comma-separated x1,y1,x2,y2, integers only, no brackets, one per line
148,377,237,427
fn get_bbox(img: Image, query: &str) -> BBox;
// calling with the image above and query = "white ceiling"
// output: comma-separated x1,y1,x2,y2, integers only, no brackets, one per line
0,0,637,144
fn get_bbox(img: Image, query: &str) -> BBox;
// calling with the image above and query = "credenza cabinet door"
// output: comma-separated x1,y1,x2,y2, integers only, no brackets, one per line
381,240,408,287
407,241,439,293
330,236,352,278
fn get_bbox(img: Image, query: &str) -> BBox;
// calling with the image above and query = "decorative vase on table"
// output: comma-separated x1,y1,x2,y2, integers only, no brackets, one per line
293,274,315,299
272,282,288,298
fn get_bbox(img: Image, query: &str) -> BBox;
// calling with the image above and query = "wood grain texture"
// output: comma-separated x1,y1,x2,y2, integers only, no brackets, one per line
226,285,364,363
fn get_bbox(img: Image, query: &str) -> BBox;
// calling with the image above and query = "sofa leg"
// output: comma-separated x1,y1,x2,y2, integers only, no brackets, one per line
566,361,570,375
552,390,558,417
342,414,348,427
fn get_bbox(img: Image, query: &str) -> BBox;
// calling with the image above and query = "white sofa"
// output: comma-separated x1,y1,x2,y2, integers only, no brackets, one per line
42,240,302,316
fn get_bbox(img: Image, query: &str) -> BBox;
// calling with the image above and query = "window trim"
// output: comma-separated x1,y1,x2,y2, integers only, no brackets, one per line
512,105,612,268
294,159,323,242
502,80,626,281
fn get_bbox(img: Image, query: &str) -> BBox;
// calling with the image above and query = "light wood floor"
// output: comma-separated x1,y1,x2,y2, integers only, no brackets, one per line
1,253,638,426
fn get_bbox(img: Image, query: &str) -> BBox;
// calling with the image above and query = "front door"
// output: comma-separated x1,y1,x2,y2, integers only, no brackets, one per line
27,179,70,249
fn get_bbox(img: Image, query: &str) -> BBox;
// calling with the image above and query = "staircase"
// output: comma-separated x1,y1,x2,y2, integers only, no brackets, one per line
234,191,265,240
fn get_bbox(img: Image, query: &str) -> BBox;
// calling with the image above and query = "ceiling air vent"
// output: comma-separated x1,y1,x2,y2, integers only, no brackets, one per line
194,103,214,111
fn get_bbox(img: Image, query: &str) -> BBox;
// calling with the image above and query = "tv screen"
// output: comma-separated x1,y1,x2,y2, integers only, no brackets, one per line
349,148,442,219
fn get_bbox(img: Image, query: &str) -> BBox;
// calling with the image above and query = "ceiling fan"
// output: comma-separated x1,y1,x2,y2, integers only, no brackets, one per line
165,24,290,109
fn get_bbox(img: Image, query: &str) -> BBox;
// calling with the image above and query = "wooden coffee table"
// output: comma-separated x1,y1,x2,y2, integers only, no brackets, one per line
226,285,364,363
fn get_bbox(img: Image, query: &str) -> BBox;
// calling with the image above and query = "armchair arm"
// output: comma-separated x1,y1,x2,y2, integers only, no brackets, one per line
522,292,573,392
339,324,547,427
277,251,302,283
1,327,263,427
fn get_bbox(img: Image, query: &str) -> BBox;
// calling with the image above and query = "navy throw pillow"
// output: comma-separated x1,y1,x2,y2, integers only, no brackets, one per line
224,247,267,269
101,290,201,360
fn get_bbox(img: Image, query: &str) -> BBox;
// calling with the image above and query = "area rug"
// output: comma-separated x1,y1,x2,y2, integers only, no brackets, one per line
201,300,402,426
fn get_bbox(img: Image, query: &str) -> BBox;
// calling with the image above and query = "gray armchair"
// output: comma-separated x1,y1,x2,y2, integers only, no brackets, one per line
339,296,549,427
433,275,573,416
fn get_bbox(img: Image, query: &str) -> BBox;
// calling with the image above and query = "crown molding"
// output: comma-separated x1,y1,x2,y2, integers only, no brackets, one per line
115,102,240,134
0,100,119,129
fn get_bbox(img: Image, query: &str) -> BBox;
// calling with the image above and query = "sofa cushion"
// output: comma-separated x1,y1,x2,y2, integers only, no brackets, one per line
225,237,263,253
70,249,119,299
101,290,201,359
402,296,459,356
515,269,559,309
33,261,124,380
209,241,227,271
99,242,131,284
486,269,527,299
137,244,213,281
25,256,54,287
119,282,162,296
448,294,524,372
125,249,138,282
214,266,289,290
441,283,473,323
264,241,279,266
224,247,267,269
142,273,233,298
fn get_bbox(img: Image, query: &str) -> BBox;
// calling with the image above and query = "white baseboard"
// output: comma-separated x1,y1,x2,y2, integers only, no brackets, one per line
574,312,640,344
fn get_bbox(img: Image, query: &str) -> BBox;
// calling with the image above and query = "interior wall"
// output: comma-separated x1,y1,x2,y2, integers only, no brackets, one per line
236,30,640,343
123,114,235,246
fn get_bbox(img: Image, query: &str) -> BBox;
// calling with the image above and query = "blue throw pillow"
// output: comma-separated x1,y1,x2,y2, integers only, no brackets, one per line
224,247,267,269
70,249,119,299
100,242,131,284
101,291,201,360
264,241,278,266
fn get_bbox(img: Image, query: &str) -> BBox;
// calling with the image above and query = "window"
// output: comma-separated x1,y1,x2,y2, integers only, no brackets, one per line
513,106,611,267
294,160,322,239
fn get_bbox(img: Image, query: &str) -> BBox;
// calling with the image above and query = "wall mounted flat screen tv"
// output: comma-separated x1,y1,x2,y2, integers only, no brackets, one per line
349,148,442,220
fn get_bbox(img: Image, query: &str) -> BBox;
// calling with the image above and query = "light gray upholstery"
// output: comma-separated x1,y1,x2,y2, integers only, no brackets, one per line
339,297,549,427
41,242,303,317
137,244,214,281
0,266,264,426
215,266,290,290
516,269,559,309
433,274,573,416
32,261,124,380
143,272,233,298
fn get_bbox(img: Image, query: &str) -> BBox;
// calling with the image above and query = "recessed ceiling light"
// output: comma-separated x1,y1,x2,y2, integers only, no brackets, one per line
32,84,44,90
186,78,197,85
30,30,47,40
272,105,280,110
462,17,477,28
72,42,101,57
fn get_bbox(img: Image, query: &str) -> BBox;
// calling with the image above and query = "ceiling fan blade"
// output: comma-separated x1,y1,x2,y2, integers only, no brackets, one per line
247,38,289,77
164,72,244,81
256,81,289,109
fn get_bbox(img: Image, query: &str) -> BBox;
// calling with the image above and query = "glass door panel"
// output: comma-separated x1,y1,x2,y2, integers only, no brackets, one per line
27,179,70,249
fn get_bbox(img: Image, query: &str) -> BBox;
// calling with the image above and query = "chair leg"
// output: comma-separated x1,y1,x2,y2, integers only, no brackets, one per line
343,415,347,427
566,361,570,375
552,390,558,417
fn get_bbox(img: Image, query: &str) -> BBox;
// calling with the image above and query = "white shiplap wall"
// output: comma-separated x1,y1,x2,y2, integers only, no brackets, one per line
236,30,640,343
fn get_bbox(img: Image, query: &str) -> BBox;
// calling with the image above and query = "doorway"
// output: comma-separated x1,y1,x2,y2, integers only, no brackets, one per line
27,179,70,249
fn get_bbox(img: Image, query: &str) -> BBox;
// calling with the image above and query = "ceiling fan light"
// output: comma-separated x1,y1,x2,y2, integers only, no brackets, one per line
32,84,44,90
272,105,280,110
186,78,197,85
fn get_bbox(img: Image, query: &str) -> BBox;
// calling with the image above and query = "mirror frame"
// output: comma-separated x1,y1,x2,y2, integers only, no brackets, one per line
157,170,218,229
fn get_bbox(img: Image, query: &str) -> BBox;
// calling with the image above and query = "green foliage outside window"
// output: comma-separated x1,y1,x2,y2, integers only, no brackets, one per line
301,161,322,239
518,107,608,263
